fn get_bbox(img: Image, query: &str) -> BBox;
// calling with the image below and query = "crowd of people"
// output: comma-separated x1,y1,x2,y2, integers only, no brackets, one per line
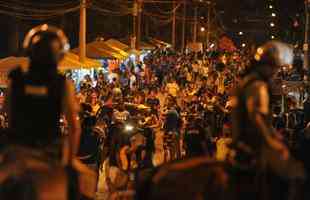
69,46,310,199
1,24,310,200
56,49,249,199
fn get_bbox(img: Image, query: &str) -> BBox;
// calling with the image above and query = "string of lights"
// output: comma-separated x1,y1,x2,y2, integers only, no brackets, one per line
267,0,278,40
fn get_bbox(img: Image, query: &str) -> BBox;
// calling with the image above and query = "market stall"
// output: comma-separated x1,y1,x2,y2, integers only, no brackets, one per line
120,37,155,62
139,41,156,51
60,52,102,70
0,56,28,87
149,38,171,49
104,38,142,68
72,41,127,60
104,39,130,58
282,81,305,109
0,53,101,87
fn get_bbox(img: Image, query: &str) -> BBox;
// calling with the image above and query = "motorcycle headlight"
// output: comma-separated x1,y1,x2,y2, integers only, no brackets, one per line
124,124,134,133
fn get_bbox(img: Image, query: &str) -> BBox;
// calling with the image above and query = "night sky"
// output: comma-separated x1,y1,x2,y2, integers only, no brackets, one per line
0,0,305,57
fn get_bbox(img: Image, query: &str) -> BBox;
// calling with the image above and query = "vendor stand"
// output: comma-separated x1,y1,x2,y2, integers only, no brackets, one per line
149,38,171,49
71,40,128,83
0,53,101,89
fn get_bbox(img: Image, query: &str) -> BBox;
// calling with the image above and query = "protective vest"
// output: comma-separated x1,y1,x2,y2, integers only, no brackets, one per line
8,67,65,147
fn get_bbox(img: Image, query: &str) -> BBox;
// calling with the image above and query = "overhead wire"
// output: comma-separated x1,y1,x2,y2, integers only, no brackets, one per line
91,0,132,13
154,2,181,15
0,8,80,20
0,0,225,35
90,6,131,16
212,5,226,32
90,0,132,16
144,12,173,25
6,0,79,8
0,3,79,14
0,1,80,20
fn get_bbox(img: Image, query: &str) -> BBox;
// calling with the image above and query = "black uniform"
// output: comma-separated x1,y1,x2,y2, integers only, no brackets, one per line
232,73,267,157
232,72,305,193
8,67,65,150
184,126,206,157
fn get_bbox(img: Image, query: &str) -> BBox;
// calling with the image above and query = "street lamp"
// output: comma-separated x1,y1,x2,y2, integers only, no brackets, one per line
269,5,273,9
242,43,246,47
271,13,276,17
271,35,275,39
270,22,275,27
238,31,243,35
200,27,205,32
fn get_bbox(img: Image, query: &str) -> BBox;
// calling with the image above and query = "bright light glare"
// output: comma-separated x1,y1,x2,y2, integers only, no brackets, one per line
271,13,276,17
269,5,273,9
270,22,275,27
64,43,70,51
124,124,134,132
130,54,136,60
242,43,246,47
257,47,264,54
200,27,205,32
271,35,275,39
41,24,48,31
239,31,243,35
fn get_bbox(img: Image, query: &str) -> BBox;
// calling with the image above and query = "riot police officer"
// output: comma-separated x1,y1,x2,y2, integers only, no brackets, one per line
5,24,81,162
232,41,305,181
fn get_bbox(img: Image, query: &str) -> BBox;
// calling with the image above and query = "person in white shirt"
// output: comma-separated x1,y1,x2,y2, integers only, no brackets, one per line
129,73,136,89
166,80,180,97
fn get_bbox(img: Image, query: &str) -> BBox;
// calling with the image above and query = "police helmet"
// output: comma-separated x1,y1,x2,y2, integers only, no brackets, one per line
23,24,70,65
254,41,294,67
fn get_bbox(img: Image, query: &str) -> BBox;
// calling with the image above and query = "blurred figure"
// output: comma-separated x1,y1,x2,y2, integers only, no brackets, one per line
216,123,232,161
184,117,209,157
166,79,180,98
303,95,310,125
89,91,100,116
146,89,160,117
5,24,81,162
232,41,305,184
81,74,93,90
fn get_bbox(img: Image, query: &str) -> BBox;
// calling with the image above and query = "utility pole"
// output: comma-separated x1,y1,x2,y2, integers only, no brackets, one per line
193,6,198,43
136,0,143,50
172,1,176,49
132,0,137,50
181,0,186,52
79,0,87,63
145,16,149,38
304,0,309,70
206,1,211,48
